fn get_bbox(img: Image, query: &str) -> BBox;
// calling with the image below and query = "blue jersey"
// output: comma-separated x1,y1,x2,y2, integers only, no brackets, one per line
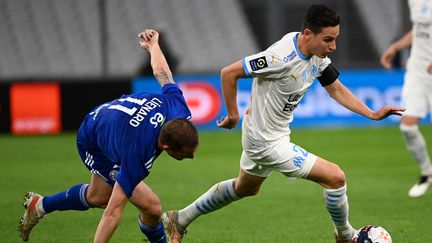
77,83,191,197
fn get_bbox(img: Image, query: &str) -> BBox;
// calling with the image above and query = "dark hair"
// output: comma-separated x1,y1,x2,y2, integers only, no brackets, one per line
159,118,199,151
301,5,340,34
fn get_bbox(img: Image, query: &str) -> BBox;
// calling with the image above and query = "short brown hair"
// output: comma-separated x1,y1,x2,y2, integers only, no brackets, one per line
159,118,199,151
301,4,340,34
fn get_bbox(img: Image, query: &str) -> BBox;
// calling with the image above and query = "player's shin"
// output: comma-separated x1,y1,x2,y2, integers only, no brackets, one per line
400,124,432,175
178,179,240,227
139,216,167,243
42,184,90,213
324,185,354,239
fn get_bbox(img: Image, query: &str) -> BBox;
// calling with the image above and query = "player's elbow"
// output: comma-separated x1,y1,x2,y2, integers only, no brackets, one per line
220,66,230,80
220,66,240,87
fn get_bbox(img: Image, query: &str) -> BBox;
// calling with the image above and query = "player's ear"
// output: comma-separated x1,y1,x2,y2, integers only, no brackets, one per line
303,29,313,40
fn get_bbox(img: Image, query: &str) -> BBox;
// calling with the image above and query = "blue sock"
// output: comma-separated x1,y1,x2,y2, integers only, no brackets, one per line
42,184,90,213
139,216,167,243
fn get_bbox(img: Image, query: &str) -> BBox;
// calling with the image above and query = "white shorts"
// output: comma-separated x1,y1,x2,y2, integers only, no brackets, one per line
240,135,317,178
402,72,432,118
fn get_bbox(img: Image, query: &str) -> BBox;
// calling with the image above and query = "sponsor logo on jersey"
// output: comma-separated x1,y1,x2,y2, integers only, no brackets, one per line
283,51,297,62
283,91,306,112
249,56,268,71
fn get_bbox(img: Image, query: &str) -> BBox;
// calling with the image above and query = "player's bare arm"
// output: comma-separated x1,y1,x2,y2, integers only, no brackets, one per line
325,79,405,120
94,183,128,243
380,30,413,69
217,60,247,129
138,29,175,87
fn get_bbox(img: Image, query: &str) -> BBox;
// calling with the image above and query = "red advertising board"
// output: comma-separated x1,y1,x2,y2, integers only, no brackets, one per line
10,83,61,134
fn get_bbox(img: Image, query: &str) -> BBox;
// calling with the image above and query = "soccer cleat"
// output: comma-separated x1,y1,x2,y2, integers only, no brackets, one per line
19,192,44,241
162,210,188,243
408,175,432,198
334,227,357,243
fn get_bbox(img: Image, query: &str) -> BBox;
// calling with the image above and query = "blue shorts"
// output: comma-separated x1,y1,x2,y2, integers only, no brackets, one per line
76,125,120,187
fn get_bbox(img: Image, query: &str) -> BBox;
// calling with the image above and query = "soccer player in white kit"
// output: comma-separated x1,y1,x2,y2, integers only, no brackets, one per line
164,5,405,243
381,0,432,198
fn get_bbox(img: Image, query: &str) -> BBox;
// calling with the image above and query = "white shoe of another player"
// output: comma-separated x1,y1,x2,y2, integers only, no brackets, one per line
408,175,432,198
19,192,44,242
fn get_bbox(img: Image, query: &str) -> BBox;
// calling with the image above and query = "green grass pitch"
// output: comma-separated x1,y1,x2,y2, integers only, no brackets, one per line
1,126,432,242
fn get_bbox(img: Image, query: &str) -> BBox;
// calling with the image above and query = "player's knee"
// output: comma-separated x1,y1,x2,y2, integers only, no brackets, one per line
327,165,346,189
400,124,419,138
142,201,163,221
236,188,260,197
234,182,260,197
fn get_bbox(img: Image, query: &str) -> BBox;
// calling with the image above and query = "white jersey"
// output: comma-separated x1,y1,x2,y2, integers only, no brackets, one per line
241,32,331,143
408,0,432,77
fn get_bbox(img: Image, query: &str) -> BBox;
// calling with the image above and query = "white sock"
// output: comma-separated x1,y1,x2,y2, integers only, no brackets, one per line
178,179,240,227
400,124,432,176
36,197,46,217
324,185,353,237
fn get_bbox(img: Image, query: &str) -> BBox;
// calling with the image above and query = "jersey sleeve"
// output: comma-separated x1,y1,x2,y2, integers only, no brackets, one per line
161,83,192,120
316,57,339,87
241,49,285,79
115,150,150,198
162,83,183,96
317,57,332,73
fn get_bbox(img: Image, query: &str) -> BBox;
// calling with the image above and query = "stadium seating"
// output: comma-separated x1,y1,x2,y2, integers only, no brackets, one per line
0,0,258,78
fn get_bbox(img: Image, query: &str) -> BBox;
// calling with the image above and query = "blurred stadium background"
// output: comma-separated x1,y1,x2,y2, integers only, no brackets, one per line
2,0,432,242
0,0,414,134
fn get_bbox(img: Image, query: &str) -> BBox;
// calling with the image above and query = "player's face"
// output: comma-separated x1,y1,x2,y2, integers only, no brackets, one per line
166,145,198,160
308,25,340,58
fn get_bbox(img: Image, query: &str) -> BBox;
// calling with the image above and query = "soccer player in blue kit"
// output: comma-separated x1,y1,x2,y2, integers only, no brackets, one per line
18,29,199,243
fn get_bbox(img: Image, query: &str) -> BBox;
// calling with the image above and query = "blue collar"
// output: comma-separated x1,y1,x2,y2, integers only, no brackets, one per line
293,33,311,60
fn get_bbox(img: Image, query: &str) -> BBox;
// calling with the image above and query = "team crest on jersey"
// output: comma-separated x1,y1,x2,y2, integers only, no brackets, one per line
249,56,268,71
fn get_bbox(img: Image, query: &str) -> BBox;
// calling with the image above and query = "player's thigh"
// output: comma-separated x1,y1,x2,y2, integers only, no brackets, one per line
268,141,317,179
306,157,345,189
401,115,420,125
129,181,162,220
402,72,429,118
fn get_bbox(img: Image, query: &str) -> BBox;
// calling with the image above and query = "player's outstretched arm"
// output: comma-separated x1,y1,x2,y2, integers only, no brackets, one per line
325,79,405,120
380,30,412,69
94,183,128,243
217,60,247,129
138,29,174,87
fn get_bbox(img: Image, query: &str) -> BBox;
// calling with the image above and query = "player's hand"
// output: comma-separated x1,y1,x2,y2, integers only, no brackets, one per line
216,115,239,129
427,63,432,75
370,106,405,120
380,46,397,69
138,29,159,51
